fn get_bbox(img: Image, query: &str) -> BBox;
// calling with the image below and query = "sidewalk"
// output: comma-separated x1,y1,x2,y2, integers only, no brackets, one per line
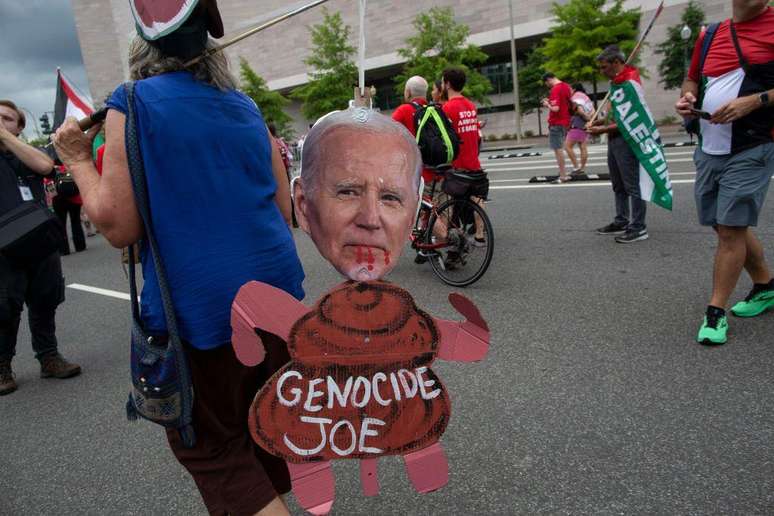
481,123,696,153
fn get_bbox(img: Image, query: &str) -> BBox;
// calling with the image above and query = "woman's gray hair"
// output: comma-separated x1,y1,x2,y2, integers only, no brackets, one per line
300,108,422,197
128,36,237,91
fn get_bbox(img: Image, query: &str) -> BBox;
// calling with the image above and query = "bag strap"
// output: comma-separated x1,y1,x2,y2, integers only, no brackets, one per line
123,81,182,344
728,21,750,73
698,23,720,80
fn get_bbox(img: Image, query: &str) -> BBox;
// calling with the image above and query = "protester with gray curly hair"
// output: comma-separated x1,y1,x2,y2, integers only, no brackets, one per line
53,2,303,514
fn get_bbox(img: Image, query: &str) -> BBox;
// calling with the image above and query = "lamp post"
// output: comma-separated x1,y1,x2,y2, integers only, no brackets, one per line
680,24,692,81
508,0,522,143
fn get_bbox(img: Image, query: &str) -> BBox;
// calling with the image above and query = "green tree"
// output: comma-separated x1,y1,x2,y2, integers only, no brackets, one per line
655,1,705,90
540,0,641,103
394,7,491,103
290,9,358,121
239,58,294,138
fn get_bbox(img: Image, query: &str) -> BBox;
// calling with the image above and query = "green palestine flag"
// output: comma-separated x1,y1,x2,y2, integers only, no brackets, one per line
609,77,673,211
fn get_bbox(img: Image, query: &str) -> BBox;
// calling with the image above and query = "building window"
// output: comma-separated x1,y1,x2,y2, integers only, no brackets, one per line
480,62,513,95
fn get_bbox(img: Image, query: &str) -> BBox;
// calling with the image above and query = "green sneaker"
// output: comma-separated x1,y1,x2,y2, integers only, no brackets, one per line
697,313,728,345
730,288,774,318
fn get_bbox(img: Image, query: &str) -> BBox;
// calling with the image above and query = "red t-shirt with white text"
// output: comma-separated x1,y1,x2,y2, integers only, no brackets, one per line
442,96,481,171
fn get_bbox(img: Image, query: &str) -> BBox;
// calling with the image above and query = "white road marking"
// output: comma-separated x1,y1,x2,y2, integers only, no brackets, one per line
486,158,695,173
67,283,131,301
490,179,698,190
489,171,699,184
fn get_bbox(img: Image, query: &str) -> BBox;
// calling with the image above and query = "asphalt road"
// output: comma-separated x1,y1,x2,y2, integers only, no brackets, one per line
2,141,773,515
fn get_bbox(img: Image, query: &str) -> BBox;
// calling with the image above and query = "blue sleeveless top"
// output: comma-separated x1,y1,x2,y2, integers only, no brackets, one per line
108,71,304,349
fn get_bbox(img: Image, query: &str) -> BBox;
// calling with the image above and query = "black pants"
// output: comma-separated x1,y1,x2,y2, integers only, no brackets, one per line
0,252,64,361
53,196,85,254
608,135,647,231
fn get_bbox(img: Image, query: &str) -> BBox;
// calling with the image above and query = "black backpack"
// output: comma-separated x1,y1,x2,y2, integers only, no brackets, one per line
411,102,460,167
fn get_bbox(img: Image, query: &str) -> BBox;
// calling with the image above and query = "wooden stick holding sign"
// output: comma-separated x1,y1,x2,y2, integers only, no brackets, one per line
587,1,665,126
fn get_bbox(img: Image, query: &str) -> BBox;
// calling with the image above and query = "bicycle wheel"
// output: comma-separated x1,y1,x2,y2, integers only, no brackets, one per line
426,198,494,287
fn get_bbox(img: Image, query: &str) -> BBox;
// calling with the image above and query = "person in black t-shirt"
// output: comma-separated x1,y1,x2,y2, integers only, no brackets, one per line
0,99,81,396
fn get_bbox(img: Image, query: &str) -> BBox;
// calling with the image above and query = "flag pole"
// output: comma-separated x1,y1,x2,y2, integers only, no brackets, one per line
587,1,665,125
184,0,330,67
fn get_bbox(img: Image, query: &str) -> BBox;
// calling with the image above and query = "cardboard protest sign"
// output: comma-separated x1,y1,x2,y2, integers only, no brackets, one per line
248,281,450,462
230,107,490,515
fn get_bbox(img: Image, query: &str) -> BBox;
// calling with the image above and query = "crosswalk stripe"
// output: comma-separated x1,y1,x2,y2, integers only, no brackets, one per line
490,179,698,190
483,150,696,169
486,158,695,173
489,171,699,184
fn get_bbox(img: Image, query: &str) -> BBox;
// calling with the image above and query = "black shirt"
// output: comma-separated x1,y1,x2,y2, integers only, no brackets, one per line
0,150,50,215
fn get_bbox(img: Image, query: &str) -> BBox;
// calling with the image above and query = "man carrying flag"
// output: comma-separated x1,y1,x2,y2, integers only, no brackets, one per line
589,45,672,244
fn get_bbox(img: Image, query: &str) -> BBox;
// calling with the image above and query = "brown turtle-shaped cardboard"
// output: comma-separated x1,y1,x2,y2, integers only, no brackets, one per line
232,279,489,515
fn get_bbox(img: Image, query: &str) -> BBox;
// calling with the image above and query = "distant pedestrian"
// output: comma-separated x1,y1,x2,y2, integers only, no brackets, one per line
588,46,649,243
52,165,86,254
431,79,446,105
441,68,488,253
565,83,593,175
541,72,573,183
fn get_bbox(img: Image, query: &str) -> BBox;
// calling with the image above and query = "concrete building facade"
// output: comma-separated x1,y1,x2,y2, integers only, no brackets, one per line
71,0,732,138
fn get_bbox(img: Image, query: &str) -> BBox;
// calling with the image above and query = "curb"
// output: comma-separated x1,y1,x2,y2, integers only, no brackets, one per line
488,152,542,160
529,173,611,184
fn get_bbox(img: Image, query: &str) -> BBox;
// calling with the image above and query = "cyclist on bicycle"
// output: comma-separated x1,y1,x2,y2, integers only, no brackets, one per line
392,75,449,263
440,68,488,251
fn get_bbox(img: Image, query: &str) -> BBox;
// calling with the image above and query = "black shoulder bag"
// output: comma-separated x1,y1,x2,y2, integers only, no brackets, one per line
0,155,61,264
123,81,196,448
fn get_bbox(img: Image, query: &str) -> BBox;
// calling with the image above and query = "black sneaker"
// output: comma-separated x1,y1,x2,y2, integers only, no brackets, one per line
615,229,649,243
596,223,627,235
414,253,428,264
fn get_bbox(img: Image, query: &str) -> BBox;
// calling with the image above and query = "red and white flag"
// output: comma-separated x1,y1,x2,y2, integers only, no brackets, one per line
53,69,93,131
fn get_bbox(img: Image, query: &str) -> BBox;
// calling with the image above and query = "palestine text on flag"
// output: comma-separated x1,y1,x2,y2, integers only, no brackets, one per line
609,66,673,211
53,69,93,132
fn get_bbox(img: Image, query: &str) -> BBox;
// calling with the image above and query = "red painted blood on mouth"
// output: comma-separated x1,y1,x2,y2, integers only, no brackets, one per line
384,250,390,266
367,247,375,271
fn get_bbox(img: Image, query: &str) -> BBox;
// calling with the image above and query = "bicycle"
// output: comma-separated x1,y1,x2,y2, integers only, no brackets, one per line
410,166,494,287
